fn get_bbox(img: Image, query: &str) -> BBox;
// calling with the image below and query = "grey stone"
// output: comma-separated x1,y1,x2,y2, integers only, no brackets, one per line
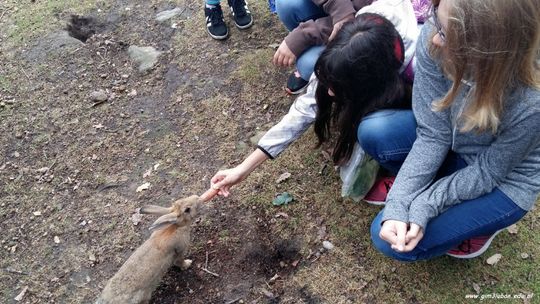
89,90,108,102
322,240,334,250
128,46,161,72
23,31,83,62
155,8,183,22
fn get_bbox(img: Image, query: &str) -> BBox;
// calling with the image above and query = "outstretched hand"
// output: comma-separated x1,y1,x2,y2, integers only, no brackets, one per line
273,40,296,67
210,166,249,197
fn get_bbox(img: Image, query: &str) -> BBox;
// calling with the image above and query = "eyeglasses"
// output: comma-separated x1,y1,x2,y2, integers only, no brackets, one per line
431,5,446,43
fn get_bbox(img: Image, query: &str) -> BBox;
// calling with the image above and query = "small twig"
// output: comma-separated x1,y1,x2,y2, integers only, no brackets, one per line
225,297,242,304
5,268,29,275
202,268,220,277
97,183,123,192
38,159,57,182
90,100,107,108
102,128,119,133
69,47,81,55
202,250,219,277
0,10,6,21
21,68,31,80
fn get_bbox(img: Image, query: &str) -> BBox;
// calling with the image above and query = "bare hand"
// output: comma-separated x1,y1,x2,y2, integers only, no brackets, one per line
210,166,249,197
380,220,408,252
328,14,354,41
403,223,424,252
272,40,296,67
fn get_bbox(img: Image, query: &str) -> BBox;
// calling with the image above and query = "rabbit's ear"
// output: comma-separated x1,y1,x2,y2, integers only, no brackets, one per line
148,213,177,231
140,205,173,215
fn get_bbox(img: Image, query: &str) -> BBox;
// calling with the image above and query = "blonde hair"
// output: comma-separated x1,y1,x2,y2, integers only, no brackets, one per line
430,0,540,133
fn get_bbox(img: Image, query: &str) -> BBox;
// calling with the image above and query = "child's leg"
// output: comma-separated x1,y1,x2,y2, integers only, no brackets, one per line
370,188,526,261
276,0,326,31
296,45,325,81
357,109,417,174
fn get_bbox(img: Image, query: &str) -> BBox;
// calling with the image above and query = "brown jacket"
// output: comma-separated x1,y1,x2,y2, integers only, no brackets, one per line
285,0,374,56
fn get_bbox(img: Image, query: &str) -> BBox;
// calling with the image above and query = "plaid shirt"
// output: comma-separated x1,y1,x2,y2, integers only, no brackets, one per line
257,75,319,159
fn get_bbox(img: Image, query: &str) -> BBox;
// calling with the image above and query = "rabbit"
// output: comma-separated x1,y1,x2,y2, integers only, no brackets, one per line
96,195,201,304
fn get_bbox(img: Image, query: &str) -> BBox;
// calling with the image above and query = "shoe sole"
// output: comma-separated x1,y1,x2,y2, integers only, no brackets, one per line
363,199,385,206
285,85,307,95
207,28,229,40
446,230,502,259
234,19,253,29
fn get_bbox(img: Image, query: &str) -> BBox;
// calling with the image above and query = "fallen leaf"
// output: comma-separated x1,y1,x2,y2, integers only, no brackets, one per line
506,224,518,234
261,288,275,298
153,163,160,170
54,236,60,244
472,283,481,294
275,172,291,184
92,123,104,129
272,192,294,206
14,286,28,301
317,225,327,241
275,212,289,219
36,167,49,173
33,211,42,216
321,150,332,162
89,252,96,262
143,168,152,178
486,253,502,265
323,240,334,250
131,212,142,226
136,182,151,192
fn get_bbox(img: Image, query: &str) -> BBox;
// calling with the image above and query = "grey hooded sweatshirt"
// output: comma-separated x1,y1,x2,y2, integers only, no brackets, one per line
382,24,540,230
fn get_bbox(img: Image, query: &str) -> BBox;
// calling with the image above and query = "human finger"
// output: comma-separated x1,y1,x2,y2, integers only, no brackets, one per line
394,222,407,252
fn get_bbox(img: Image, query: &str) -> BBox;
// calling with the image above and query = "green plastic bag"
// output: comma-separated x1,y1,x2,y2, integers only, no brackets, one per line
340,143,379,202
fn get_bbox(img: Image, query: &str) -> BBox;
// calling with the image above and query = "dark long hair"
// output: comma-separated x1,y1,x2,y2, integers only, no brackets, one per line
314,13,409,164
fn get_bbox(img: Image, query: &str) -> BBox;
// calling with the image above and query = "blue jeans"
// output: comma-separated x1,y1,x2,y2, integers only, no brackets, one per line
276,0,327,81
357,110,527,261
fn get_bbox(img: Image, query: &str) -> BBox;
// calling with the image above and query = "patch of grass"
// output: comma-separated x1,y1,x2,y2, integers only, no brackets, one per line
0,75,11,91
5,0,101,44
233,48,275,85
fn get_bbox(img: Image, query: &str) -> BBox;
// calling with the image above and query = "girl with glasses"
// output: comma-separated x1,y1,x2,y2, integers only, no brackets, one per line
369,0,540,260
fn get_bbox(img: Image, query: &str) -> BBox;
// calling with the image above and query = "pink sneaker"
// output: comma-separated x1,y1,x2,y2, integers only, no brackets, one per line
363,177,395,206
446,230,502,259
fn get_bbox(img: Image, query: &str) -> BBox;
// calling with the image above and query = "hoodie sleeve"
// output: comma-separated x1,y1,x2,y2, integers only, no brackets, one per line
312,0,356,25
380,24,452,224
284,17,333,57
408,104,540,230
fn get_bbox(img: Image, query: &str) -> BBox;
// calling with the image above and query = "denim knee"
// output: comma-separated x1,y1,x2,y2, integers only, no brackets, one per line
357,115,389,158
296,46,325,80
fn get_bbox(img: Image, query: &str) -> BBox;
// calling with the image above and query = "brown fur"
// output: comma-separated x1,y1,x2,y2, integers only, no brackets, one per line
95,195,200,304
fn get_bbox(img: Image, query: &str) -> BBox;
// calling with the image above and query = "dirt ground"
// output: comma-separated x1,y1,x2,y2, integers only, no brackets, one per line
1,1,539,303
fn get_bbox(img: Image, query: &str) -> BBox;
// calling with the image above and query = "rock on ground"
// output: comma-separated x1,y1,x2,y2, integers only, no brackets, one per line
128,46,161,72
156,8,183,22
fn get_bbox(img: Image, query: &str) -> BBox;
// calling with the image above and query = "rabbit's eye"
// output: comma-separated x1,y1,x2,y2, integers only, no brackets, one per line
184,207,191,213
